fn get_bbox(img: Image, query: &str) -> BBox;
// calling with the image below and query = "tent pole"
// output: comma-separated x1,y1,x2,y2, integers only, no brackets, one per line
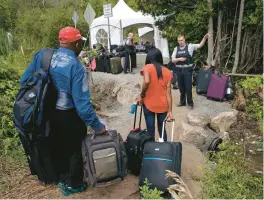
120,20,123,44
107,17,111,52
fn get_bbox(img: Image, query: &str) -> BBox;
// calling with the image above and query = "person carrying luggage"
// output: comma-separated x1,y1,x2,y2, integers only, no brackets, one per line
19,26,106,196
171,33,209,109
136,47,173,142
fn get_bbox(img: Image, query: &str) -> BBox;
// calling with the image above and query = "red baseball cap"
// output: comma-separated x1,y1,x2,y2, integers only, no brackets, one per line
59,27,87,44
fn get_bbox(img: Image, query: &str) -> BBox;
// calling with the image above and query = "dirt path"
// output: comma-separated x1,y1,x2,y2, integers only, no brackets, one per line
2,67,205,199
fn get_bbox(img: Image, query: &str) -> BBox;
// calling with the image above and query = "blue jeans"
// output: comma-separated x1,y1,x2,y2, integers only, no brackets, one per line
143,104,167,142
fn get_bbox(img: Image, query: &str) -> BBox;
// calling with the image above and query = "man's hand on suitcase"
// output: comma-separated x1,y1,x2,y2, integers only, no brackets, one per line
165,111,173,121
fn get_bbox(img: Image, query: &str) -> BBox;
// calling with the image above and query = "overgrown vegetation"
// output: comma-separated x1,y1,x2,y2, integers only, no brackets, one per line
239,76,263,131
139,179,163,199
136,0,263,73
201,142,263,199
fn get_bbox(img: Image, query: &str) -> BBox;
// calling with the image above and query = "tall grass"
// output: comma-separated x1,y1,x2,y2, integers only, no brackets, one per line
0,29,11,56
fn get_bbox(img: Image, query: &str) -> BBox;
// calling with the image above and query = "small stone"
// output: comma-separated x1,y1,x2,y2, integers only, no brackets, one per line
251,141,256,144
256,148,263,152
249,149,256,154
255,171,263,175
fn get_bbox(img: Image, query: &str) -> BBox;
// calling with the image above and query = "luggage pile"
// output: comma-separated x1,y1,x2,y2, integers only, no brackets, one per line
195,69,235,101
81,105,182,196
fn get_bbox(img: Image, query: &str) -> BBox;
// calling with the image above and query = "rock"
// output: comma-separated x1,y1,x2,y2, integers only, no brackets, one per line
210,110,238,133
187,112,210,128
255,171,263,175
249,149,256,154
219,131,230,140
180,122,219,153
256,148,263,152
112,81,140,106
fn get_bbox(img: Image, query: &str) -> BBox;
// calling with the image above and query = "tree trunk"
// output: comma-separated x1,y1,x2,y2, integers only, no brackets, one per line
207,0,214,66
224,0,239,70
212,10,223,69
232,0,245,73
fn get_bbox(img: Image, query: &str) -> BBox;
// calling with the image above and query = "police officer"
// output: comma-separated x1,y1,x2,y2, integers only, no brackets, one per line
171,33,209,109
124,32,135,74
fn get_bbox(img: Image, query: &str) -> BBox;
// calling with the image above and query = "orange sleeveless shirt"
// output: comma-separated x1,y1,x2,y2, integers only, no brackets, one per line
141,64,172,113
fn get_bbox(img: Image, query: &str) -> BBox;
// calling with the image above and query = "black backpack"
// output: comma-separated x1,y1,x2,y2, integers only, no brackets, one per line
13,48,58,184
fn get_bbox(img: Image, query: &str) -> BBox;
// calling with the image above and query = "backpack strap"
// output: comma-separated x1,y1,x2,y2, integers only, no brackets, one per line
41,48,55,72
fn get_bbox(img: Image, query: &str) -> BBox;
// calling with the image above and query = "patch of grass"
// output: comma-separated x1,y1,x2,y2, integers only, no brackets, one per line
200,142,263,199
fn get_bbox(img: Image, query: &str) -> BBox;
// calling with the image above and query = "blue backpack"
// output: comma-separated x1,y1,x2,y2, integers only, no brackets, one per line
13,48,56,141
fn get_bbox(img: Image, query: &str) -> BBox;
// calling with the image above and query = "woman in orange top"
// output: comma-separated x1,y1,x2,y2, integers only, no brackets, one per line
137,48,173,142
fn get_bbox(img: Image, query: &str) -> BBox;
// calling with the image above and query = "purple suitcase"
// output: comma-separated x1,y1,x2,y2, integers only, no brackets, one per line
206,74,228,101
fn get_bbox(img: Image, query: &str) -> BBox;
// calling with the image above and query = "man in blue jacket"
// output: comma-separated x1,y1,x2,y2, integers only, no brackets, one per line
20,27,106,195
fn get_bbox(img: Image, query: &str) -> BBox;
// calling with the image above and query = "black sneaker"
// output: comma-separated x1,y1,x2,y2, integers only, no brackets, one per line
177,103,186,107
187,105,194,110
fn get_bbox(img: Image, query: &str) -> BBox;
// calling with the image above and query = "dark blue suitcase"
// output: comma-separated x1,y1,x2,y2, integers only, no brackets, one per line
196,69,213,94
139,120,182,191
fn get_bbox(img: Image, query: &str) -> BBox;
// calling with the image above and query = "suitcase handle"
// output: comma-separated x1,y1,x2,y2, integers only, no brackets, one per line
133,105,143,129
161,119,175,142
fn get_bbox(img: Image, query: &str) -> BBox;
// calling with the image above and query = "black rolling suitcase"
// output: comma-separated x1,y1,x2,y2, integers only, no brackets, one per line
139,120,182,191
196,69,213,94
125,105,152,175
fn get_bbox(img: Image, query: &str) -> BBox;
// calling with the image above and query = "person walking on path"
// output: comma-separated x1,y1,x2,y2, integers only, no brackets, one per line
136,47,173,142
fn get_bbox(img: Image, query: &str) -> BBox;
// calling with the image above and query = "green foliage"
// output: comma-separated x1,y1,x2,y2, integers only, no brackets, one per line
15,6,88,50
244,0,263,28
201,142,263,199
139,178,164,199
0,56,20,155
0,29,11,56
240,77,263,131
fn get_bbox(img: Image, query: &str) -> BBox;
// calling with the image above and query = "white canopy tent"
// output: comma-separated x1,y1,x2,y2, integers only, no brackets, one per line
90,0,170,58
138,27,154,44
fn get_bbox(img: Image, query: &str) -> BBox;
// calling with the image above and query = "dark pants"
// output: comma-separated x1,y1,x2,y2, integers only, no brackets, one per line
143,104,167,142
103,58,111,73
124,50,136,73
176,69,193,105
50,109,87,188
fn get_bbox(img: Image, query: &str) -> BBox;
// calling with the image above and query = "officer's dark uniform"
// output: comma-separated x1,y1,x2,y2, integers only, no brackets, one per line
174,44,194,107
124,37,136,73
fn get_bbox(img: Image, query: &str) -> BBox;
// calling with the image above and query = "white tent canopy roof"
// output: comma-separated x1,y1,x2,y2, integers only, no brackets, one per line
138,27,154,37
91,0,154,29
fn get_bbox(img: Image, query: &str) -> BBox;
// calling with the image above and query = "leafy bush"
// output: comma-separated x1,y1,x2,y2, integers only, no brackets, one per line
240,76,263,131
201,142,263,199
140,178,164,199
0,57,20,155
15,6,88,51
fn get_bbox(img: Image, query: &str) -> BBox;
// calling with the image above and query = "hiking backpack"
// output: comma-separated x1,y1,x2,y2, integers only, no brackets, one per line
13,48,56,139
13,48,59,184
